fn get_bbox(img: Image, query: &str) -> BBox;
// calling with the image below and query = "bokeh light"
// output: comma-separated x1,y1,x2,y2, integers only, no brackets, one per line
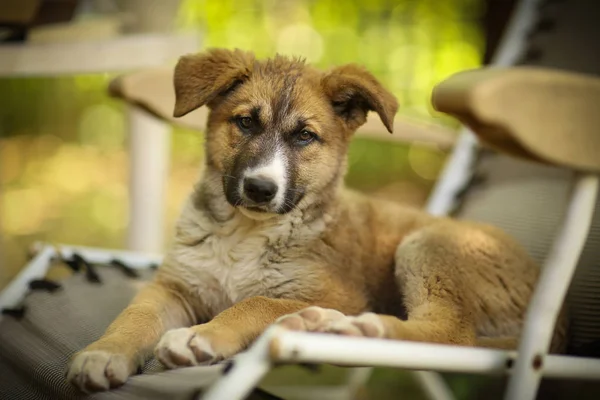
277,24,324,63
79,104,125,151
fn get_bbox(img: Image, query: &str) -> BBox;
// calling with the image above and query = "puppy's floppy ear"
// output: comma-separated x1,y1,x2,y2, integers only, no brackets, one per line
322,64,398,133
173,48,255,117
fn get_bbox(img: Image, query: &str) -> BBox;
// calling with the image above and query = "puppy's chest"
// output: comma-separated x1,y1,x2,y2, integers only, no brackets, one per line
173,220,311,315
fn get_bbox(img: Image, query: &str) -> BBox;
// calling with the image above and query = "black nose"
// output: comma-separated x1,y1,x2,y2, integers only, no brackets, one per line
243,177,278,204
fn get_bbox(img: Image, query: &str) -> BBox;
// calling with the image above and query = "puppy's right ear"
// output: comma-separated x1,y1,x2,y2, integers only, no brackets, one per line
173,48,255,117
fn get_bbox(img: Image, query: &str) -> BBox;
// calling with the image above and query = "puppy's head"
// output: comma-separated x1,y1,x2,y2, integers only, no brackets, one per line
174,48,398,217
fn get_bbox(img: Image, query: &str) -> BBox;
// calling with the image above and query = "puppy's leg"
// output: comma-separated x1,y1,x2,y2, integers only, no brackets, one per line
372,224,479,345
155,296,309,367
279,222,531,347
477,337,519,349
67,279,195,392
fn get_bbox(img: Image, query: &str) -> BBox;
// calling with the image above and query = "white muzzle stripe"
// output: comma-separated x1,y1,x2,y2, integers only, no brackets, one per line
243,148,287,208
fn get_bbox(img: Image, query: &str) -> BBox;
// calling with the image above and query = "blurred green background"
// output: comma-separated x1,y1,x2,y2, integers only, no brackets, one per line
0,1,486,398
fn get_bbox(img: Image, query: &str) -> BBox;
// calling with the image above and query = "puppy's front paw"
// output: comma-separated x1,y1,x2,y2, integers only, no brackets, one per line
276,306,345,331
67,350,132,392
325,312,386,338
155,328,217,368
277,307,385,338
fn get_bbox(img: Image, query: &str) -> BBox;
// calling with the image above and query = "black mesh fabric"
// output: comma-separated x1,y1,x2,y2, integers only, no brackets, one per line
0,264,250,400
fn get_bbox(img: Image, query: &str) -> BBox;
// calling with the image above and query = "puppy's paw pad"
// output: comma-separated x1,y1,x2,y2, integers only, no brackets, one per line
317,312,385,338
155,328,215,368
189,334,216,363
276,307,346,331
67,350,130,393
325,319,364,336
350,313,385,338
276,314,307,330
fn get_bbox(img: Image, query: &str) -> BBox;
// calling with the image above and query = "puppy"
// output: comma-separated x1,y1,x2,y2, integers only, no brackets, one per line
67,49,566,392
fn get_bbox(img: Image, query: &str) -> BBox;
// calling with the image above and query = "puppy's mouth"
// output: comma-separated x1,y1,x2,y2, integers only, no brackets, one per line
222,175,304,215
245,205,268,212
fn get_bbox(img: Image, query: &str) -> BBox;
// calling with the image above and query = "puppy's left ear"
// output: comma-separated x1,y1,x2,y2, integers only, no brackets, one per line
322,64,398,133
173,48,255,117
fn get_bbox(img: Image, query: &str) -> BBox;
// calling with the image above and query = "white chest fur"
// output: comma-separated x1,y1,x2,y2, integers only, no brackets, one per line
165,198,324,317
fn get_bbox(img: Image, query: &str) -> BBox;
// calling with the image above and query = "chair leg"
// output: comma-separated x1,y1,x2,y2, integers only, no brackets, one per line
342,367,373,399
126,106,171,253
426,132,479,216
504,173,599,400
411,371,456,400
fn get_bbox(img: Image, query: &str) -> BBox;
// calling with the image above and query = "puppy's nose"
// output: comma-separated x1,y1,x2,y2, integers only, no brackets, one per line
243,177,278,204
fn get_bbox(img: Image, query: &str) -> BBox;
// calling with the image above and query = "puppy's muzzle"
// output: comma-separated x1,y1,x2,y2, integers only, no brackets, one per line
243,177,278,205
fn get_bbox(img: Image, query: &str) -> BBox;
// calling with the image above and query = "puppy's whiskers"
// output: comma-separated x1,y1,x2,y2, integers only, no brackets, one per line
282,198,297,212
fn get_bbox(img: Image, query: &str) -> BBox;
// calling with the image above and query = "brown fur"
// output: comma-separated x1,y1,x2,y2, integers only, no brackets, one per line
67,49,566,392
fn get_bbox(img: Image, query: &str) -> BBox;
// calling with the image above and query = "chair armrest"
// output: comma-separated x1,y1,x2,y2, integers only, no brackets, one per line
109,68,456,149
432,67,600,172
109,67,209,131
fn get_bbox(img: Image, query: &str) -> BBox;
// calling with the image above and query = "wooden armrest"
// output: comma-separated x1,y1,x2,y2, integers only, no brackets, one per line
432,67,600,172
109,68,456,149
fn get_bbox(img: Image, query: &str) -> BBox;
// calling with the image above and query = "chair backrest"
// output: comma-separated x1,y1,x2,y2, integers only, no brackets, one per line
430,0,600,354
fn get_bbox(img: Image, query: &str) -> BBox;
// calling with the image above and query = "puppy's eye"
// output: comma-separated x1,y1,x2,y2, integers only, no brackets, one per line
296,130,316,145
237,116,253,131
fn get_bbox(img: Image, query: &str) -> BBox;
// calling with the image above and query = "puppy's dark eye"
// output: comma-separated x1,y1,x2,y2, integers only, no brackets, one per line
296,130,316,145
237,116,253,131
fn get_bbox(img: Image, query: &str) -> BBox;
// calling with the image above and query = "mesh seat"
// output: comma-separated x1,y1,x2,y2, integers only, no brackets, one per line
0,262,279,400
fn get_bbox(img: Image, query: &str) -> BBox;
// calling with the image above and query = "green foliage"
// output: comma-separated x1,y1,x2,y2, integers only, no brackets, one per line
178,0,483,122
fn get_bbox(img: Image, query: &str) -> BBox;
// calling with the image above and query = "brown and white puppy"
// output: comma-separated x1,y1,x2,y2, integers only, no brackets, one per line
67,49,566,392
